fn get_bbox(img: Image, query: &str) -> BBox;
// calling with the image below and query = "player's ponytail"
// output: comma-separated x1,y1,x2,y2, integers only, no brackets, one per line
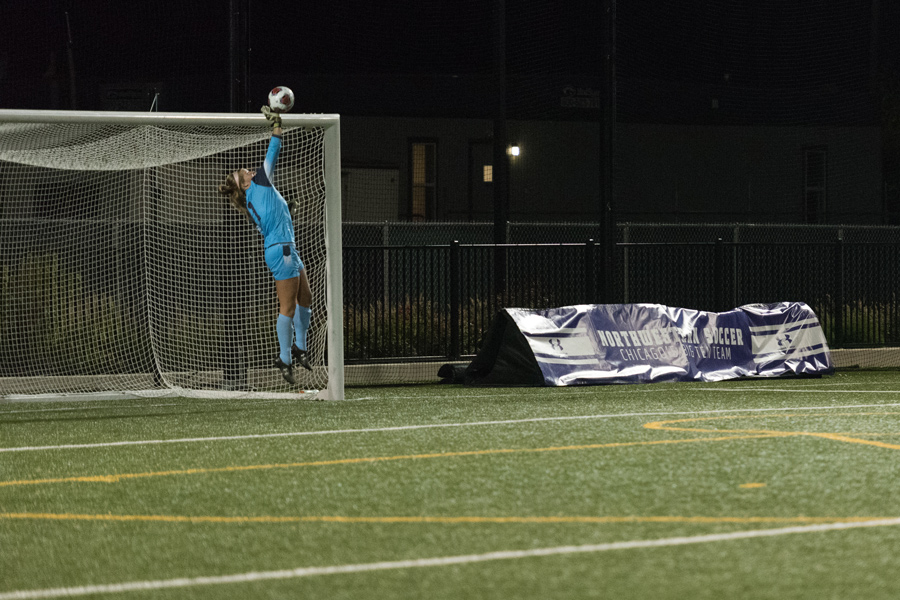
218,173,248,218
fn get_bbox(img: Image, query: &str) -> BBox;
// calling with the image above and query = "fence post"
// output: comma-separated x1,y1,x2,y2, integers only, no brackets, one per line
585,239,598,303
621,225,629,304
833,237,844,346
449,240,461,360
714,237,725,312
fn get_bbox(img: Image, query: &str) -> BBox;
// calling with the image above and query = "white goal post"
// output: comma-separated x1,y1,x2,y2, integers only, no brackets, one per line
0,109,343,402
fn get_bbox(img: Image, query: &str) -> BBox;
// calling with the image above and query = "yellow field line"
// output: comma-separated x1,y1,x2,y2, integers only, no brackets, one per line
644,412,900,451
0,433,780,488
6,412,898,489
644,411,898,431
800,432,900,450
0,512,890,526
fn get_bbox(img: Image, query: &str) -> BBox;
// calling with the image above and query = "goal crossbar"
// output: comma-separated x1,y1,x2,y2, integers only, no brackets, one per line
0,109,340,128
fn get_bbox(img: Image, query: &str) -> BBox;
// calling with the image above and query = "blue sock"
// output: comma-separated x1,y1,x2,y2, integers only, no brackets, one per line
276,314,293,364
294,304,311,351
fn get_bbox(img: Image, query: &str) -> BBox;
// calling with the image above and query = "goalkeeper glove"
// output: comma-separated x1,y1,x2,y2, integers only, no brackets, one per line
260,105,282,128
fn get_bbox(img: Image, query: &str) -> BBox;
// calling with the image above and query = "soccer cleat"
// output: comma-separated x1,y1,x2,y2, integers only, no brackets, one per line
292,345,312,371
275,357,296,384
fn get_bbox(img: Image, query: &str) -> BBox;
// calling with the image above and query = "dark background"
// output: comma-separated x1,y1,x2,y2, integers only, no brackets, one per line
2,1,600,117
2,1,900,224
5,1,895,119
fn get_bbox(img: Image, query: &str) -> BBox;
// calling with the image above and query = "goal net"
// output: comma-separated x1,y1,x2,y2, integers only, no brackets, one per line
0,110,343,401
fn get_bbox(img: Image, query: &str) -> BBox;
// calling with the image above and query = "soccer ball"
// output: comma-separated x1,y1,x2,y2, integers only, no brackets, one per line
267,86,295,113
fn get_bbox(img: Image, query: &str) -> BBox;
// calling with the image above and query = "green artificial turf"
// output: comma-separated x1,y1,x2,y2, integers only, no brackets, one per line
3,371,900,599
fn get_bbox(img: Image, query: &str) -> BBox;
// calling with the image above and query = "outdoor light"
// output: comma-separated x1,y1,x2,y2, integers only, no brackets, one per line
509,145,520,157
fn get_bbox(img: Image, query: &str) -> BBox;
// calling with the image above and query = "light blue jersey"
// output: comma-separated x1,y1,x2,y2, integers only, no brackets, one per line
239,133,311,369
245,135,294,247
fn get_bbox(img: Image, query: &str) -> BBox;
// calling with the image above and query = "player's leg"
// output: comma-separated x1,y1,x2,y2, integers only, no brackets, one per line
291,268,313,371
274,276,300,383
265,244,303,384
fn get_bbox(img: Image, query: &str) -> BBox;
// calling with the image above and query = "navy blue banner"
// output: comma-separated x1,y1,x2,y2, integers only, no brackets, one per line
506,302,832,386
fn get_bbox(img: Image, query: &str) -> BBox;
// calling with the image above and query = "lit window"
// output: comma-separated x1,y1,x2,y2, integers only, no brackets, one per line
483,165,493,183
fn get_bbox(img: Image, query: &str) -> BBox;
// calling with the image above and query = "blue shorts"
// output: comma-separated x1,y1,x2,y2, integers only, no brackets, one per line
264,243,304,281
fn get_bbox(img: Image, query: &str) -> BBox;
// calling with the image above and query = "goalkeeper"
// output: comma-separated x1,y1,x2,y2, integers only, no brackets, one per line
217,107,312,385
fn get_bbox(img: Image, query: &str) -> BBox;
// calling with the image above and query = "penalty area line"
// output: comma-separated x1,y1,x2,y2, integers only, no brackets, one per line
3,518,900,599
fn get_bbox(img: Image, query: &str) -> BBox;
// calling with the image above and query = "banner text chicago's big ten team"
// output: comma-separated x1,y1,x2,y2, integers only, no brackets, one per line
509,302,832,386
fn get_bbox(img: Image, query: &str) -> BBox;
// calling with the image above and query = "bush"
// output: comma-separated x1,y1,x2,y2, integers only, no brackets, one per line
0,253,129,376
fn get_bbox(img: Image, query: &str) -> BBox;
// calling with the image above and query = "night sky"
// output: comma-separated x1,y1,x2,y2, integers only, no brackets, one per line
1,1,897,120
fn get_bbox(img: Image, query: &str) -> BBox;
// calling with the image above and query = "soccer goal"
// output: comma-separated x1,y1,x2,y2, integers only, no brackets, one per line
0,109,343,401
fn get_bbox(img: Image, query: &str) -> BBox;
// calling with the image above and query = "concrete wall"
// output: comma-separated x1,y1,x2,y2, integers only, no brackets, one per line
340,117,883,224
615,123,883,223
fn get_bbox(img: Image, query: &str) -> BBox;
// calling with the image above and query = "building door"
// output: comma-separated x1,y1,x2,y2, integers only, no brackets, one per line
410,140,436,221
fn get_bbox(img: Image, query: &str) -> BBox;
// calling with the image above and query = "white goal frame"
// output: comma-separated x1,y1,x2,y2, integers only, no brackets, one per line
0,109,344,402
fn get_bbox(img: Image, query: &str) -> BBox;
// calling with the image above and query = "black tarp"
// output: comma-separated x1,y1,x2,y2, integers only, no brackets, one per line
440,311,544,386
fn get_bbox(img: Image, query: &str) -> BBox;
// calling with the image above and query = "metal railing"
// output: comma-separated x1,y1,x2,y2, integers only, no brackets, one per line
343,239,900,362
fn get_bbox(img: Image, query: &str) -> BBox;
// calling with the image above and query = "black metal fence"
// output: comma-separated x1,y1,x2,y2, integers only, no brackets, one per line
343,239,900,363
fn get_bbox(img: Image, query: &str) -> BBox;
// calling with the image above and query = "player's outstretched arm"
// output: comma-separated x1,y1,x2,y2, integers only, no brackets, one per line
260,106,283,180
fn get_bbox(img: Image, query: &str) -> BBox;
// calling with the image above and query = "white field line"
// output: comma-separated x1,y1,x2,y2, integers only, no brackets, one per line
2,518,900,599
3,401,900,454
0,378,894,412
0,382,894,414
0,403,184,415
375,381,900,400
0,399,288,415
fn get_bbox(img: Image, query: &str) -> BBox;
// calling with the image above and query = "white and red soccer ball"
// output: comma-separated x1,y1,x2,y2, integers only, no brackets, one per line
267,86,295,113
